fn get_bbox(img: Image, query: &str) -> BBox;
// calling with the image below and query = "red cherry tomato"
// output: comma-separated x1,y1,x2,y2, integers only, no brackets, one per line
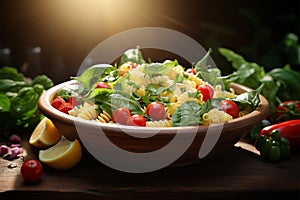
112,107,132,125
51,96,65,110
21,159,43,183
68,96,81,107
186,68,196,75
96,82,109,89
128,61,138,69
146,102,166,121
58,102,73,114
197,84,214,101
126,114,146,126
219,100,239,118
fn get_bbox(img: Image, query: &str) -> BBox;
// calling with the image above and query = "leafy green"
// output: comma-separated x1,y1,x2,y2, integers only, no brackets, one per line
172,101,211,127
219,48,265,89
31,75,54,89
71,64,114,91
120,47,146,65
0,66,54,133
234,84,263,112
219,47,300,122
143,63,173,76
97,93,143,116
194,48,213,72
0,67,25,81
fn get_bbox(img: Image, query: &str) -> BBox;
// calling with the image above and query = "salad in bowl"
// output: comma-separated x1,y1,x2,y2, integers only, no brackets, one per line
50,48,262,128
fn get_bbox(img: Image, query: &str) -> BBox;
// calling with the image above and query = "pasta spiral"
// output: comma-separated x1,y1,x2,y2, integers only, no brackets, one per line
69,102,98,120
97,110,112,123
146,119,172,127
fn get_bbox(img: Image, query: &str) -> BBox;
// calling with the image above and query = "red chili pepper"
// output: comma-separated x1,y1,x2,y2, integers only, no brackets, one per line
260,119,300,151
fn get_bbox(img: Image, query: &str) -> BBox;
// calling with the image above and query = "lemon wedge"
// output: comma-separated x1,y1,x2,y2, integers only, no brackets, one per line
29,117,62,148
38,137,82,170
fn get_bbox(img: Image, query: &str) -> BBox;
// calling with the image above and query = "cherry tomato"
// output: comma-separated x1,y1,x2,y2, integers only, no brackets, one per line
274,100,300,122
126,114,146,126
128,61,138,69
58,102,73,114
197,84,214,101
51,96,65,110
68,96,81,107
146,102,166,121
96,82,109,89
186,68,196,75
21,159,43,183
112,107,132,125
219,100,239,118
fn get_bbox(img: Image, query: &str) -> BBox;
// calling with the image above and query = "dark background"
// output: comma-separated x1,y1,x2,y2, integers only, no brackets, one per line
0,0,299,84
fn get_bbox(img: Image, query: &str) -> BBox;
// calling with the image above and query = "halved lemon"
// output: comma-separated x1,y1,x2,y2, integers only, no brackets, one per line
29,117,62,148
38,137,82,170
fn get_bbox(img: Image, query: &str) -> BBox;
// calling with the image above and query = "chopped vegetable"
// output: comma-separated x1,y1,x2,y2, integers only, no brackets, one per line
255,129,291,162
0,145,9,156
274,100,300,123
260,119,300,151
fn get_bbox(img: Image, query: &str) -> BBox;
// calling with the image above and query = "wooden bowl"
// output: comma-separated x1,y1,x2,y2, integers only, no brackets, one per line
38,80,269,169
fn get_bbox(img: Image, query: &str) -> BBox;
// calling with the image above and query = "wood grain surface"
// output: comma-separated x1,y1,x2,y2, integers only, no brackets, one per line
0,136,299,200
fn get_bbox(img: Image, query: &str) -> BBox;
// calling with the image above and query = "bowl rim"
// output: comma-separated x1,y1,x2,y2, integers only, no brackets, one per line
38,80,269,135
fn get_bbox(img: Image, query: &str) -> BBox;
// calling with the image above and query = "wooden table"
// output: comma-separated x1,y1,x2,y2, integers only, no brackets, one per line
1,135,299,200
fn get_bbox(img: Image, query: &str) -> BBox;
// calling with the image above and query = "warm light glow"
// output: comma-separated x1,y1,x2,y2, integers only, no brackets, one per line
40,0,154,34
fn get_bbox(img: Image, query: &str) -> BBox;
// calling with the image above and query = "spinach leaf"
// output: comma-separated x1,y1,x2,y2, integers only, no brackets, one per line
218,48,248,70
120,47,146,65
234,84,262,112
97,93,143,116
143,63,173,76
72,64,114,91
267,67,300,101
172,101,211,127
194,48,213,72
219,48,265,89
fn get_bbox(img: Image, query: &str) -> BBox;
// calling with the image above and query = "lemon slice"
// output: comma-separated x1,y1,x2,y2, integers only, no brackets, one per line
38,137,82,170
29,117,62,148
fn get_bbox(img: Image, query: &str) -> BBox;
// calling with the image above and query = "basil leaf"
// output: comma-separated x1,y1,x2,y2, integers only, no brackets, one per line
0,66,25,81
0,94,10,112
10,87,39,115
31,75,54,89
0,79,28,93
